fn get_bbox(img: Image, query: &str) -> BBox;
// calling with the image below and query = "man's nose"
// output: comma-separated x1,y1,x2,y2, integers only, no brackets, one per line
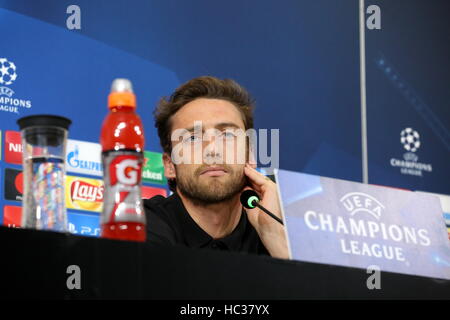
203,136,224,162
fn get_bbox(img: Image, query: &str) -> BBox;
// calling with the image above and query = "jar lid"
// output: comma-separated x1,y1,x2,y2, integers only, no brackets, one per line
17,115,72,130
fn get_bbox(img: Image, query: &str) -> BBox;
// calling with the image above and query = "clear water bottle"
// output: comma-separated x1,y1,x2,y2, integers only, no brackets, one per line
17,115,71,232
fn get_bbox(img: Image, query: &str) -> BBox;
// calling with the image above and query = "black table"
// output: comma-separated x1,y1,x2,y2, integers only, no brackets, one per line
1,226,449,300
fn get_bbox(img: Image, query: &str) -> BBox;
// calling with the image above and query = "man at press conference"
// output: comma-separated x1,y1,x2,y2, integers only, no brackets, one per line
144,76,289,259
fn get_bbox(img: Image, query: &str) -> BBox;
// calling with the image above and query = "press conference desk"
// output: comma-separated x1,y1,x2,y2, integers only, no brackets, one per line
1,226,449,300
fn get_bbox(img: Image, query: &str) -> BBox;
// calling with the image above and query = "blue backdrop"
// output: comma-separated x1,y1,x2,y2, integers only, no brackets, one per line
0,0,448,231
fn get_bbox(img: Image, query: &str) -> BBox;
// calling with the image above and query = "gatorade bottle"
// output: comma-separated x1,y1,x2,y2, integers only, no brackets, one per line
100,78,146,242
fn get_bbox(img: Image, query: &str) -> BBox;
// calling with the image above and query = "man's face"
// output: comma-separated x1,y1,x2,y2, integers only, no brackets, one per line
166,98,248,204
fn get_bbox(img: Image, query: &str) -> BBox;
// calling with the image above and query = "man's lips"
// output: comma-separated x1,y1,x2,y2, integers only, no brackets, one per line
200,166,228,177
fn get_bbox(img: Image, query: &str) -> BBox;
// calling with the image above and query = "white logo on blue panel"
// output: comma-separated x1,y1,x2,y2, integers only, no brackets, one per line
66,140,103,177
389,127,433,177
400,127,420,152
0,58,17,85
340,192,385,220
0,57,33,114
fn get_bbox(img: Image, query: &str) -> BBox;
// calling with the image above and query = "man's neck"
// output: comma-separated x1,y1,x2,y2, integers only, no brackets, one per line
177,190,242,239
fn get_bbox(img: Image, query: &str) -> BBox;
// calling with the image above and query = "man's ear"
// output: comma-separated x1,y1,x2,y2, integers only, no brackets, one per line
163,152,176,179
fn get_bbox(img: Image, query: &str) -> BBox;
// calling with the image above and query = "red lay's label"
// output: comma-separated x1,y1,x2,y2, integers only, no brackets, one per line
65,176,104,212
71,180,104,202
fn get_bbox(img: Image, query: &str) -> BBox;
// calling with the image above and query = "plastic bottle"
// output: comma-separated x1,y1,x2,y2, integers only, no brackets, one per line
100,78,146,242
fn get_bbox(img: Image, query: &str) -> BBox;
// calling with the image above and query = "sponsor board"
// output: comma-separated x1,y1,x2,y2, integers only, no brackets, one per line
276,169,450,280
4,168,23,201
67,211,100,237
142,185,167,199
65,175,104,213
142,151,166,185
66,139,103,177
4,130,22,165
3,205,22,228
65,141,167,185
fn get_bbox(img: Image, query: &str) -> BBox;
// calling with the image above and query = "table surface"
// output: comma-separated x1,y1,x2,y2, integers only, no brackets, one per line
1,226,449,299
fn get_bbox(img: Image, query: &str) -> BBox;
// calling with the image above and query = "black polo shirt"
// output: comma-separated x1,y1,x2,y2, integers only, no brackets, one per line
143,192,269,256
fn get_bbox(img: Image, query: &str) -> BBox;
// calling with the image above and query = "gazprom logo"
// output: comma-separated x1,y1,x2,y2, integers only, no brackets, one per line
340,192,385,220
66,141,103,176
67,145,80,167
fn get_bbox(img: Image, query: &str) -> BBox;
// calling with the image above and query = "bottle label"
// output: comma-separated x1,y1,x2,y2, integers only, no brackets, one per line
101,150,145,225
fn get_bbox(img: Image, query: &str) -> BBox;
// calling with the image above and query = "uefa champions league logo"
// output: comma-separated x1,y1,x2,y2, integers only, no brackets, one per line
0,58,18,86
400,128,420,153
0,57,32,114
340,192,384,220
389,127,432,177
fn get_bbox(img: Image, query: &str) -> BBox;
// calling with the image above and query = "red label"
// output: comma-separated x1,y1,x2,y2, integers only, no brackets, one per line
3,206,22,228
142,186,167,199
70,180,104,202
5,131,22,165
15,171,24,194
110,155,142,186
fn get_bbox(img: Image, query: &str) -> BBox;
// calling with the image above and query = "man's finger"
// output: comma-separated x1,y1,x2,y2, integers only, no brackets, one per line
244,164,269,187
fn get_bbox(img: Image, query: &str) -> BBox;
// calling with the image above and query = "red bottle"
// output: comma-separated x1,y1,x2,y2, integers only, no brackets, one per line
100,78,146,242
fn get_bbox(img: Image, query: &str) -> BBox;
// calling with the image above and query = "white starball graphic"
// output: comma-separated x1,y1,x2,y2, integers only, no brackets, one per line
400,128,421,152
0,58,18,85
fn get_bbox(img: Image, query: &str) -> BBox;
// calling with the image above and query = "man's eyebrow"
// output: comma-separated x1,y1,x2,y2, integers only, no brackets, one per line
184,122,241,132
184,125,202,133
215,122,241,131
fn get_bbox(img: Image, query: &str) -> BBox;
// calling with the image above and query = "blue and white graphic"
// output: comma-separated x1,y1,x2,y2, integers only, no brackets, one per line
0,58,17,85
66,139,103,177
67,211,100,237
400,128,420,153
0,0,449,227
276,169,450,280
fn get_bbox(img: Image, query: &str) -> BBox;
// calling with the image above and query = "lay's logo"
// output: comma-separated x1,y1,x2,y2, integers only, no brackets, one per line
71,180,104,202
65,176,104,212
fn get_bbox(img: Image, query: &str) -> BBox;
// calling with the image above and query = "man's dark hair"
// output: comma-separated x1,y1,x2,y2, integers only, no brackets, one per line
154,76,255,191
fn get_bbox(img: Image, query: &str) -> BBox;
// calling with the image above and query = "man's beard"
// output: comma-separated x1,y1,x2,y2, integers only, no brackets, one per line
175,164,246,205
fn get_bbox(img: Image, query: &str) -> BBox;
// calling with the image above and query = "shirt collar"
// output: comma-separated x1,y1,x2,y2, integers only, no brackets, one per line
172,192,248,250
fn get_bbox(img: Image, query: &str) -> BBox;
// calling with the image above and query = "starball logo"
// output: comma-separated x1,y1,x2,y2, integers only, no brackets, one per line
0,57,32,114
0,58,17,85
303,192,431,263
390,127,432,177
400,128,420,153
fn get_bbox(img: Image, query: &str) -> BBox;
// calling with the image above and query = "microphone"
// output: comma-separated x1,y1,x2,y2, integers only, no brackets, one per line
240,190,284,225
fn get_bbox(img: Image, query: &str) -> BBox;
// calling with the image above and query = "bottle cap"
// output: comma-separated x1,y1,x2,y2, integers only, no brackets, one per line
108,78,136,109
